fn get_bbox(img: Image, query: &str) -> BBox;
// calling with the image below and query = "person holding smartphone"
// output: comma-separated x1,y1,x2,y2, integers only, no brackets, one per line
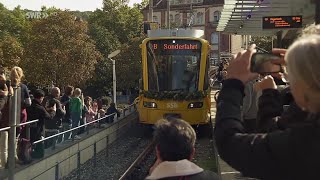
214,35,320,180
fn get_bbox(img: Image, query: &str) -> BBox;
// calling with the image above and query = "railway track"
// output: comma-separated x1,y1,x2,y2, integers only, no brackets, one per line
119,141,156,180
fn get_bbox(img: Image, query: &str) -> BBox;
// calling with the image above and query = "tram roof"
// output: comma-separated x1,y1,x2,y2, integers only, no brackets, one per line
217,0,316,36
147,29,205,38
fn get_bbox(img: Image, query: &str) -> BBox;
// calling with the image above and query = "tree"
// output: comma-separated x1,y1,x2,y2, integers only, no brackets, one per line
21,11,102,88
251,36,275,52
0,4,31,44
89,24,121,57
133,0,148,10
0,4,30,68
89,0,143,44
0,34,24,67
114,37,142,90
85,0,144,97
85,37,143,98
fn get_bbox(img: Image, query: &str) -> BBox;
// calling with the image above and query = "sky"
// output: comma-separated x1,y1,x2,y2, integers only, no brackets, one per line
0,0,143,11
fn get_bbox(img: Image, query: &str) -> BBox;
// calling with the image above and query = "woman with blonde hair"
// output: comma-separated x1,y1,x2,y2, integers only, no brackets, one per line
10,66,31,138
214,35,320,179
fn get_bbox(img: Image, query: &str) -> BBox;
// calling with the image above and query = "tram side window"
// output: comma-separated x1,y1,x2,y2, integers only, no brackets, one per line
147,44,159,91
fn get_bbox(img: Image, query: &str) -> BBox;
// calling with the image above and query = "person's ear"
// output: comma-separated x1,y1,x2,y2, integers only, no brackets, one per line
189,147,195,160
156,145,161,160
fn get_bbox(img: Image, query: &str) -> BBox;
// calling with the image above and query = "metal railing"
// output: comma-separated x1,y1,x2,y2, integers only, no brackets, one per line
29,104,137,180
32,103,136,146
0,119,39,134
1,84,138,180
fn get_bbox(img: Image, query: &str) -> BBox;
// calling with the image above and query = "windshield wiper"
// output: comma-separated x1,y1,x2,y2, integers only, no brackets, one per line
171,88,185,92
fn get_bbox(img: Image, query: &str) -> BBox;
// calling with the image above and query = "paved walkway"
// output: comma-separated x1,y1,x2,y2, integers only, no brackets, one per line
210,89,254,180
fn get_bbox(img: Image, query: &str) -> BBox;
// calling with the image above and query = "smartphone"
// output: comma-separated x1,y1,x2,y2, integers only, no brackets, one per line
251,53,282,74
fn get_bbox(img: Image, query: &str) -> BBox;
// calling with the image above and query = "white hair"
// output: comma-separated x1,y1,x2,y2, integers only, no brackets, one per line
301,23,320,37
285,35,320,106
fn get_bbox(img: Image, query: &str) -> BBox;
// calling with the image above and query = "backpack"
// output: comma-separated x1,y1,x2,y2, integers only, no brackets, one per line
17,138,33,164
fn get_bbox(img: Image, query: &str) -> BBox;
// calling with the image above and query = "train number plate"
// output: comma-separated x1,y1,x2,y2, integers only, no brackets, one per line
167,102,178,109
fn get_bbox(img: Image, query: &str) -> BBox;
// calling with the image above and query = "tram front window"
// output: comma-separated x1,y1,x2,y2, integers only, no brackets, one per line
147,40,202,92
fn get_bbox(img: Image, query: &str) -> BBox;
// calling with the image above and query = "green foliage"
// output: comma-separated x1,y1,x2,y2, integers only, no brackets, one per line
21,11,102,87
89,0,143,44
0,1,146,97
86,0,144,97
141,90,209,101
251,36,274,52
114,37,143,90
89,24,120,56
0,34,23,67
0,4,31,42
133,0,149,10
0,3,30,68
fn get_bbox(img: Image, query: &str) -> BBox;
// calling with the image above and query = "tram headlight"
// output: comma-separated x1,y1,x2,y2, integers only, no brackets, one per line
188,102,203,109
143,101,157,108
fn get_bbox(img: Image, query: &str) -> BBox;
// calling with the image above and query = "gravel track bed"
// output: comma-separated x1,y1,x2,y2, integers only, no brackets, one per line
192,136,218,173
123,150,156,180
62,124,152,180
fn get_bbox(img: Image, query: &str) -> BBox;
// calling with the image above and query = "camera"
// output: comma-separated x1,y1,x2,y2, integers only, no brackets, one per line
250,53,282,74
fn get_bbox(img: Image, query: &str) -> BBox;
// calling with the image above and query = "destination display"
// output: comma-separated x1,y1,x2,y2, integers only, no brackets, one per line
262,16,302,29
152,43,199,50
148,40,201,55
151,40,200,50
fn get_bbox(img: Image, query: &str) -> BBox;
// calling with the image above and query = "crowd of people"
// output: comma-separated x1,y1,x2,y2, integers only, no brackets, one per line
146,24,320,180
0,67,121,169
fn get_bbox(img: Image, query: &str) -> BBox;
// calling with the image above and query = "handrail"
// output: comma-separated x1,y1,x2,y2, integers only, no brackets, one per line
0,127,10,132
32,113,115,145
0,119,39,132
32,103,136,145
16,119,39,127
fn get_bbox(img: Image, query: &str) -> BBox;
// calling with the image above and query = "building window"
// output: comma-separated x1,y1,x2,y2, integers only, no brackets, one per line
175,14,181,23
213,11,221,22
153,16,158,22
186,0,191,3
196,12,203,25
211,32,219,44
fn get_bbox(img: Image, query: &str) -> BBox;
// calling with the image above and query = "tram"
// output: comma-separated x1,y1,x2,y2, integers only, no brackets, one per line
137,29,211,125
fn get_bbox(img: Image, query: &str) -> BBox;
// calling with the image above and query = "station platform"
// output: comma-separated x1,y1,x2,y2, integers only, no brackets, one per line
210,89,251,180
0,106,137,180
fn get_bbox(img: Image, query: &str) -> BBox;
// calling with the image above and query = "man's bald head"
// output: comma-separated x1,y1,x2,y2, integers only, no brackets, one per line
51,87,60,98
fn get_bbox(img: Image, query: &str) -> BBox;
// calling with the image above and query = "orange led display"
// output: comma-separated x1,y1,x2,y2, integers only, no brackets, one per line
262,16,302,29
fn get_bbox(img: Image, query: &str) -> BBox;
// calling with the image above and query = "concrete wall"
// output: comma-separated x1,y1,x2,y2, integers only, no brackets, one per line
4,111,137,180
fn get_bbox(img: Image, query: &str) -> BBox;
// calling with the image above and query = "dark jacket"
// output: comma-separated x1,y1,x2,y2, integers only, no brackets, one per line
27,99,55,142
0,95,9,128
61,94,71,124
159,171,219,180
214,79,320,180
45,95,65,129
106,106,120,121
256,89,309,132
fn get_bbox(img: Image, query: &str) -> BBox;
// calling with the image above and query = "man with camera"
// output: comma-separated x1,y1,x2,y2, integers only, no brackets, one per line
27,89,56,158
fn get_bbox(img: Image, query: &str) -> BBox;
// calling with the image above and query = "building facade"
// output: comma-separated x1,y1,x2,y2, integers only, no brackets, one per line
143,0,243,63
